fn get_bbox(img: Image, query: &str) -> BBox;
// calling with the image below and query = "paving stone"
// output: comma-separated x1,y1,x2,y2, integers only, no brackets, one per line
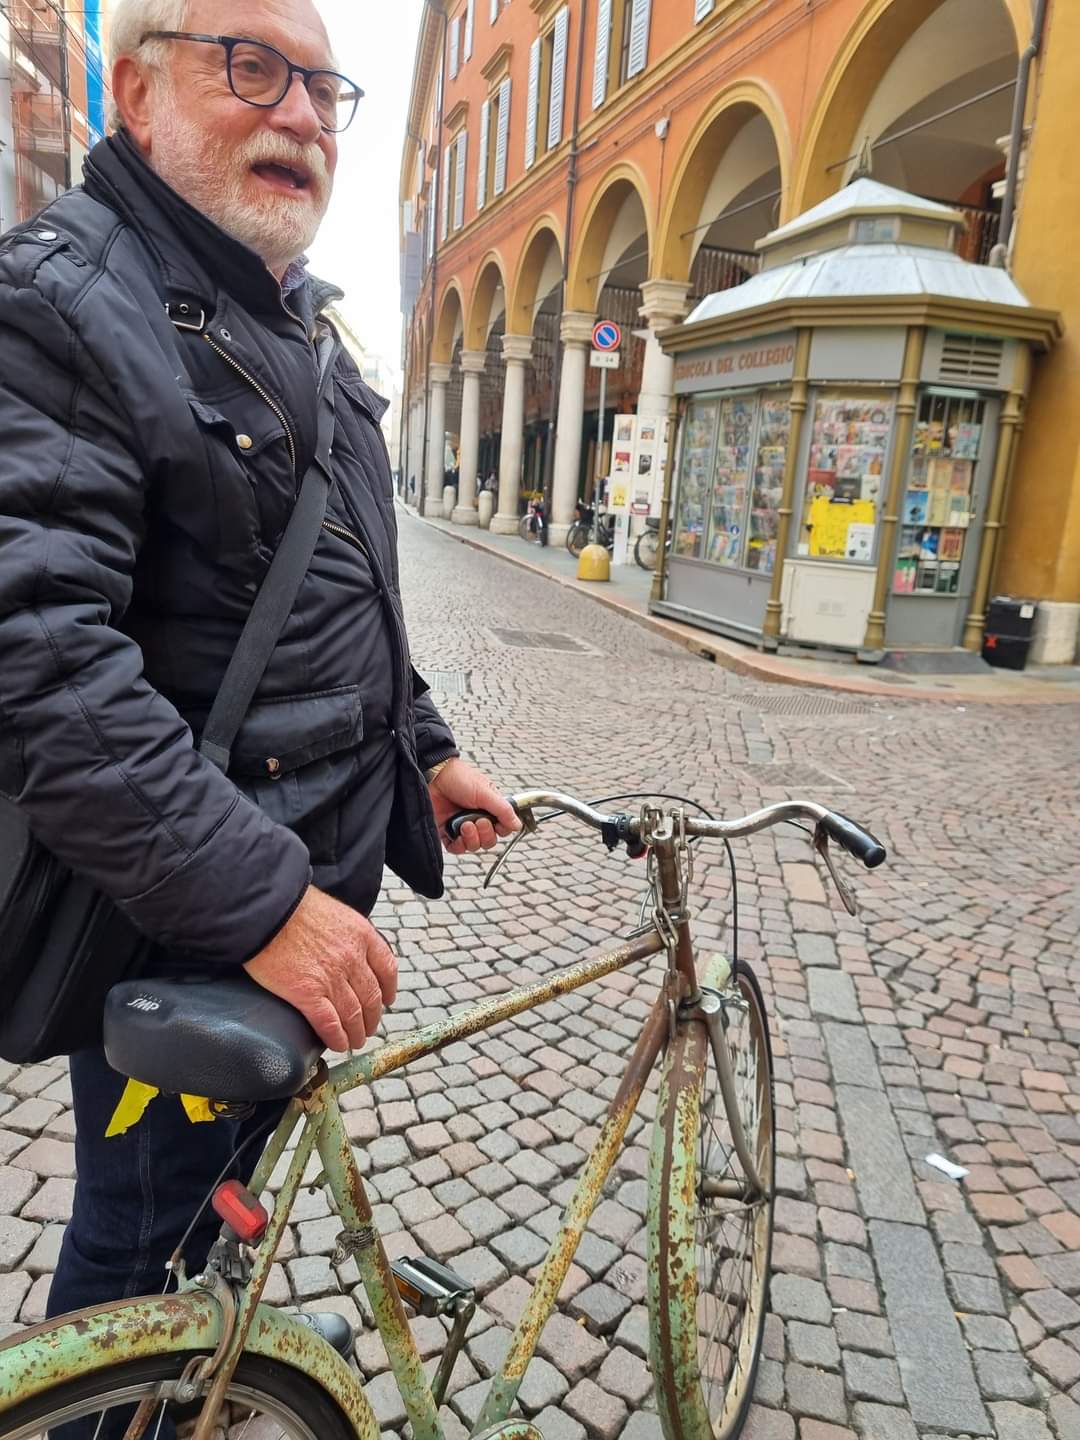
619,1415,664,1440
948,1270,1007,1316
973,1350,1039,1402
457,1196,512,1243
490,1225,548,1271
0,1271,30,1323
869,1220,989,1434
20,1177,72,1223
532,1406,588,1440
1048,1393,1080,1440
596,1345,652,1406
1030,1337,1080,1388
799,1425,855,1440
835,1087,923,1225
841,1350,904,1404
743,1403,795,1438
9,1137,75,1179
536,1311,608,1382
784,1363,846,1422
987,1401,1053,1440
850,1403,918,1440
0,1165,38,1213
564,1377,628,1440
808,971,860,1024
771,1274,832,1324
1025,1288,1080,1334
569,1282,632,1335
822,1023,883,1091
787,1321,841,1368
961,1313,1021,1352
614,1304,649,1359
834,1311,894,1356
414,1213,471,1259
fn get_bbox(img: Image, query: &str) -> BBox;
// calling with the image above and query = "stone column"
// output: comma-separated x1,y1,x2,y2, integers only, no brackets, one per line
550,310,597,545
424,362,451,513
452,350,487,525
492,333,533,535
637,279,692,428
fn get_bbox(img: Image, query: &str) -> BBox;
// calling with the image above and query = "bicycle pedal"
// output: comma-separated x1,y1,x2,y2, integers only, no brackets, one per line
391,1255,475,1317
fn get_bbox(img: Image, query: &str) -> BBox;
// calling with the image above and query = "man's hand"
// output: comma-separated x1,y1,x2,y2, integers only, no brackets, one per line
244,886,397,1053
428,758,521,855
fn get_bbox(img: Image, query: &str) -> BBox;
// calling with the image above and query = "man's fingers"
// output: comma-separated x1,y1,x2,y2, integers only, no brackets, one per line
458,820,481,851
490,796,522,834
367,933,399,1005
473,819,498,850
304,997,349,1054
355,969,384,1043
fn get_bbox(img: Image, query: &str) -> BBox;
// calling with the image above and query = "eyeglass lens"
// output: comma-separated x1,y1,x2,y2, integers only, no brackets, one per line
228,40,357,131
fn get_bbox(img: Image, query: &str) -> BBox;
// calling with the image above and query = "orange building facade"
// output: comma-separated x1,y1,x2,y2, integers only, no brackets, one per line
400,0,1080,662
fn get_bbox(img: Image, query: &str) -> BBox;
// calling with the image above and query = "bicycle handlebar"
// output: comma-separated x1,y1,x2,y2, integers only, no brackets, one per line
446,792,886,870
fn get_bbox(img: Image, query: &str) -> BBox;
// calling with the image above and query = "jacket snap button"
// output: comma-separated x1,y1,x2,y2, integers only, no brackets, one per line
237,434,254,451
266,757,282,778
37,229,58,241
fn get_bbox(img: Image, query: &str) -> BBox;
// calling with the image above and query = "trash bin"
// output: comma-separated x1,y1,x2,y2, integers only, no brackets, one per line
982,596,1038,671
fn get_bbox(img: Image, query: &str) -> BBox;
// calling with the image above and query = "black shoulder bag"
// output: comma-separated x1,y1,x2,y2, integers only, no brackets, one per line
0,375,336,1065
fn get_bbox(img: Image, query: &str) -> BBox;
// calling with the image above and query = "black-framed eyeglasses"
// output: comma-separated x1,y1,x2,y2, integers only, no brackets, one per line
142,31,363,133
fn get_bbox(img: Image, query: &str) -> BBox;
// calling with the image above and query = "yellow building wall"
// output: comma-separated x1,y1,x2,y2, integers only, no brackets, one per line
998,0,1080,605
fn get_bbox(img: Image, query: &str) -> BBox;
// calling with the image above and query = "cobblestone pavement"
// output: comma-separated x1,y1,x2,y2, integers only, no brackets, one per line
3,511,1080,1440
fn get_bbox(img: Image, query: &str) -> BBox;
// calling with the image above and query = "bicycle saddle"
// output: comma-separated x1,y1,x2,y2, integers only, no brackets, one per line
103,974,323,1104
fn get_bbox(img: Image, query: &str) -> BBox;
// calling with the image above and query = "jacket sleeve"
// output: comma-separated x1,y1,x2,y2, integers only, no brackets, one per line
0,275,311,965
411,668,459,773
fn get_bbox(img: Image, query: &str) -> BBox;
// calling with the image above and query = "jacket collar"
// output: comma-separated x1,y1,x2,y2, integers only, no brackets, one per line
82,130,341,323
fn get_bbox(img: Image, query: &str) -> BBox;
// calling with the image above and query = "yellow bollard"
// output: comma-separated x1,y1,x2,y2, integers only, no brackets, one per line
577,544,611,582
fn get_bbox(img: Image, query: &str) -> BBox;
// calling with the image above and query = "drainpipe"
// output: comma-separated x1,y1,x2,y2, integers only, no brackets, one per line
541,0,589,510
419,3,449,517
991,0,1050,268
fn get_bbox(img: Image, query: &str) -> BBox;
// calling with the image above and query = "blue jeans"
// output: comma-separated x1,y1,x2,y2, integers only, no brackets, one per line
46,1047,285,1439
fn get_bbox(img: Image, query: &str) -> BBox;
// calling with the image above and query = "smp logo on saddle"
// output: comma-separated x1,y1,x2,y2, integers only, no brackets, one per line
126,995,161,1013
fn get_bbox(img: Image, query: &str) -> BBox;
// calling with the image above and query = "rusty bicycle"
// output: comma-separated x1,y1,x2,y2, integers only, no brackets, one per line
0,790,885,1440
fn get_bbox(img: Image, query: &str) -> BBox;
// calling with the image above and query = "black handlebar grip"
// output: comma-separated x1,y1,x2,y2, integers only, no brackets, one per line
821,812,887,870
446,809,502,843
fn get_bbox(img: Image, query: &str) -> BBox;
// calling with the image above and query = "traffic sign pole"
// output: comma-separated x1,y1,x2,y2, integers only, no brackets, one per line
593,363,607,545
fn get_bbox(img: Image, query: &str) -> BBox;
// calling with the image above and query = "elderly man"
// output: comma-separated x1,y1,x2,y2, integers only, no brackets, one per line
0,0,518,1415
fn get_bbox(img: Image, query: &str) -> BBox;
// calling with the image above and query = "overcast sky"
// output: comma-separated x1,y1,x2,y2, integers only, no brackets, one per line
306,0,425,379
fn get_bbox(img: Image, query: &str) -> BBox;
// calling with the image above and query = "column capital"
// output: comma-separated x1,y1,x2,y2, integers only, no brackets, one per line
639,279,692,330
428,361,452,386
502,333,534,364
459,349,488,375
560,310,597,347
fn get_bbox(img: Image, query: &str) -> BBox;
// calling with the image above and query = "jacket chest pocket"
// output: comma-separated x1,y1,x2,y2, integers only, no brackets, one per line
185,398,297,560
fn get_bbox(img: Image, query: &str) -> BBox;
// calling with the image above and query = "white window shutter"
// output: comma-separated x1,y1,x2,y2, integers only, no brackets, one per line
592,0,612,109
494,76,511,195
440,146,451,242
477,98,490,209
449,16,460,78
489,0,498,21
627,0,651,78
525,38,540,169
454,132,467,230
694,0,713,18
427,176,435,259
547,7,570,150
464,0,475,58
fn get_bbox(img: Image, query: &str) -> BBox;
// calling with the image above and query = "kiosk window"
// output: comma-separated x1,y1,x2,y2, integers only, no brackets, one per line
893,394,985,595
800,393,893,564
673,391,792,573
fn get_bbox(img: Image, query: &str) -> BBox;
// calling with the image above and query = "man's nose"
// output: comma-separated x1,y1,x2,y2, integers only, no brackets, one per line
267,73,324,145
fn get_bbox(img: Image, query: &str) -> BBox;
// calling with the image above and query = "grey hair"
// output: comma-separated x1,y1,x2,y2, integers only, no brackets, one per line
107,0,189,127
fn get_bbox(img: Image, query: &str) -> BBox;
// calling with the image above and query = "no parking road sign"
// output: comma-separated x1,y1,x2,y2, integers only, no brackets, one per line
592,321,622,352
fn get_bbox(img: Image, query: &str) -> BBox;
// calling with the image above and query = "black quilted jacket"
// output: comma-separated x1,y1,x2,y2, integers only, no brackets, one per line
0,132,456,967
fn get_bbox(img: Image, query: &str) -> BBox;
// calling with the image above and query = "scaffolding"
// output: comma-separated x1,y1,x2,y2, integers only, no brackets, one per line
6,0,70,222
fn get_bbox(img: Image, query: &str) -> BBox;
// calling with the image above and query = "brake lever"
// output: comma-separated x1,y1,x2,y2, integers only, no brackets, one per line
813,824,859,917
481,804,538,890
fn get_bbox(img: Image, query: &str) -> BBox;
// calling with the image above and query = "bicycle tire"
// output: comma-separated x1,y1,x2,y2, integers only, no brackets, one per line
648,959,776,1440
635,530,659,571
0,1350,356,1439
566,523,589,558
519,515,536,544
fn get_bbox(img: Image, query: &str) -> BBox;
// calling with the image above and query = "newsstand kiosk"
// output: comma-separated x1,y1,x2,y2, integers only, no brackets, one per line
653,181,1061,660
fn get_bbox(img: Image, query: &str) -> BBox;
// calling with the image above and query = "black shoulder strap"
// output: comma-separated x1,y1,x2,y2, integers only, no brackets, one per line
198,369,336,775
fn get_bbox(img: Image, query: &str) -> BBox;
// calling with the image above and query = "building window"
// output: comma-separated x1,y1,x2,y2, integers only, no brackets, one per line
449,15,461,79
694,0,714,19
464,0,475,59
593,0,650,107
453,130,468,230
526,37,541,169
477,97,491,208
493,76,512,195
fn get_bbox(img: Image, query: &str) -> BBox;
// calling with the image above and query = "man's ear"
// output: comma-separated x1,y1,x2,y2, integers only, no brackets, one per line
111,56,156,151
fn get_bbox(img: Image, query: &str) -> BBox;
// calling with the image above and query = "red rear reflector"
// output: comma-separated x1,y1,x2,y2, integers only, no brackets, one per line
212,1180,269,1243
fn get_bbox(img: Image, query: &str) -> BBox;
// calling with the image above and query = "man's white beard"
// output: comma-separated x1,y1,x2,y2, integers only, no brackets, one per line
149,88,331,274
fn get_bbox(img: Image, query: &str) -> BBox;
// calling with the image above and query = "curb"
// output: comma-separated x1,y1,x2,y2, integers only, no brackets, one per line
406,507,1080,708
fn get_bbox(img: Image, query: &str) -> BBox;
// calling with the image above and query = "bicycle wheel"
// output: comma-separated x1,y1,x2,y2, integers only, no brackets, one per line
566,522,588,557
635,530,659,571
0,1351,355,1439
648,959,776,1440
519,514,536,543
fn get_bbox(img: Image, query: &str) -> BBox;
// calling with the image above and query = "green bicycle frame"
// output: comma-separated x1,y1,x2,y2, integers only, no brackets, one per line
0,822,755,1440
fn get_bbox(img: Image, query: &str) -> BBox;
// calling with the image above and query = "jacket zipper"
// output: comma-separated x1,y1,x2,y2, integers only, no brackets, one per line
321,518,368,555
203,332,298,475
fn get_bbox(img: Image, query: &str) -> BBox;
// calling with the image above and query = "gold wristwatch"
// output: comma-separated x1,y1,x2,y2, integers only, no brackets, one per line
424,759,453,784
